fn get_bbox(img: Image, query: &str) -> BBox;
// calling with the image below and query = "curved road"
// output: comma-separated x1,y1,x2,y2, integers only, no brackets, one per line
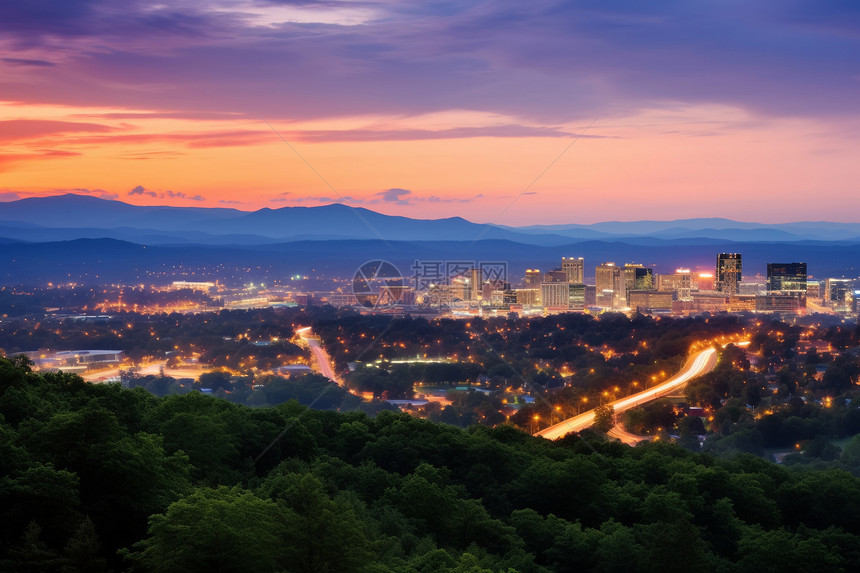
535,347,718,440
607,423,655,446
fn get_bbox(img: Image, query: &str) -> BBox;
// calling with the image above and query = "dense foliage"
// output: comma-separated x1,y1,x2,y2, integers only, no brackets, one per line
3,355,860,572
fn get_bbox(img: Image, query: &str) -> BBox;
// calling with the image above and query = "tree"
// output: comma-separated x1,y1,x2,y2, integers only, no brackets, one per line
197,371,233,392
593,405,615,433
262,473,371,573
128,487,285,573
61,517,107,573
841,434,860,476
0,521,64,573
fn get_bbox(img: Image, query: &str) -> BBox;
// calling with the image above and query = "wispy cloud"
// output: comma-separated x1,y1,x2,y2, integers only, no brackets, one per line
128,185,204,201
4,0,859,120
271,188,484,207
0,119,113,143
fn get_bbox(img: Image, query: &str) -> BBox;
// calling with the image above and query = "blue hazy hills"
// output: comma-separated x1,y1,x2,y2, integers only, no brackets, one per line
0,194,858,283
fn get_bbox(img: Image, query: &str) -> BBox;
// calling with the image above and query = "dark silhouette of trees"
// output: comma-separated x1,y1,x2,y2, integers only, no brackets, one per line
4,352,860,571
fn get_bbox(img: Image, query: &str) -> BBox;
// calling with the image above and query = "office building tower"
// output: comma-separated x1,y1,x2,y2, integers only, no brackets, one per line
595,262,626,308
767,263,807,292
561,257,584,284
468,268,482,301
825,278,853,310
524,269,542,289
716,253,742,296
624,263,653,291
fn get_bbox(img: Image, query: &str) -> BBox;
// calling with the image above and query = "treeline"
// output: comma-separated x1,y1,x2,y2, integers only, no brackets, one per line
4,356,860,572
125,370,377,414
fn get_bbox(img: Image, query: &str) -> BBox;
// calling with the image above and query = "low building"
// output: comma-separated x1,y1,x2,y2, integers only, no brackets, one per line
25,349,124,372
756,292,807,312
628,290,673,313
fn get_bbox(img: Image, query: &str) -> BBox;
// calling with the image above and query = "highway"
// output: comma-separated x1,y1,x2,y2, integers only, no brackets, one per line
535,347,718,440
295,326,343,385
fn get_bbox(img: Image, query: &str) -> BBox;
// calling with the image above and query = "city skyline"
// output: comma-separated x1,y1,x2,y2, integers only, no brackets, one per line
2,1,860,224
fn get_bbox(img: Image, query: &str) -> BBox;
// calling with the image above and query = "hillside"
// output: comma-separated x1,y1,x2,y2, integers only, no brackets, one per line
2,355,860,571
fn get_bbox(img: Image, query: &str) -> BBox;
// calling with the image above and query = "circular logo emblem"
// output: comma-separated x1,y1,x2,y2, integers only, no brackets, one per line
352,260,404,309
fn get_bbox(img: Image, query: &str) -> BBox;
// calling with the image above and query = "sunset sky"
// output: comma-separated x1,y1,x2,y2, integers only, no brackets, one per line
1,1,859,225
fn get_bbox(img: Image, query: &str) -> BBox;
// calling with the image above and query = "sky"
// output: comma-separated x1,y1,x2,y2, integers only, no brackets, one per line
1,0,859,225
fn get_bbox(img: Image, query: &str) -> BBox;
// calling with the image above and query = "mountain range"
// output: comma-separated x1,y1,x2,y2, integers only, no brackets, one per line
3,194,860,245
0,194,858,284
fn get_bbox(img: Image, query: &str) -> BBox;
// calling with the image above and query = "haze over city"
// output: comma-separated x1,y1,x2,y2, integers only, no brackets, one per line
3,1,860,224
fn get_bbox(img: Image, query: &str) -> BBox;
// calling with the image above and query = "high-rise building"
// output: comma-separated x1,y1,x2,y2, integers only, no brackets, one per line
561,257,584,284
657,268,692,301
716,253,742,296
623,263,653,293
825,278,853,310
767,263,807,293
468,268,482,301
524,269,542,289
595,262,626,308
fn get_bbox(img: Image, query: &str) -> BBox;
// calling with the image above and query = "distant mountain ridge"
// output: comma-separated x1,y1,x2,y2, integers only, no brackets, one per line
2,236,858,285
3,194,860,246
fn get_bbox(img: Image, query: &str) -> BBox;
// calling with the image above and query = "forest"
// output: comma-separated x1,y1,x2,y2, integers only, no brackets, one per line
3,354,860,572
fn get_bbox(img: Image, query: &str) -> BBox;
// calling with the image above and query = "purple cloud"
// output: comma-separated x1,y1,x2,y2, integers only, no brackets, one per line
165,190,205,201
129,184,158,198
1,0,858,123
377,188,411,205
128,185,202,201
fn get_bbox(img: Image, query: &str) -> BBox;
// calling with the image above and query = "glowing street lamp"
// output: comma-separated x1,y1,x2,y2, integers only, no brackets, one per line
578,396,588,415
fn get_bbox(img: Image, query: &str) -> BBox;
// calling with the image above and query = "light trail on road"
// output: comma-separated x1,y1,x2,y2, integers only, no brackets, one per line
607,423,654,446
535,347,718,440
296,326,362,396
